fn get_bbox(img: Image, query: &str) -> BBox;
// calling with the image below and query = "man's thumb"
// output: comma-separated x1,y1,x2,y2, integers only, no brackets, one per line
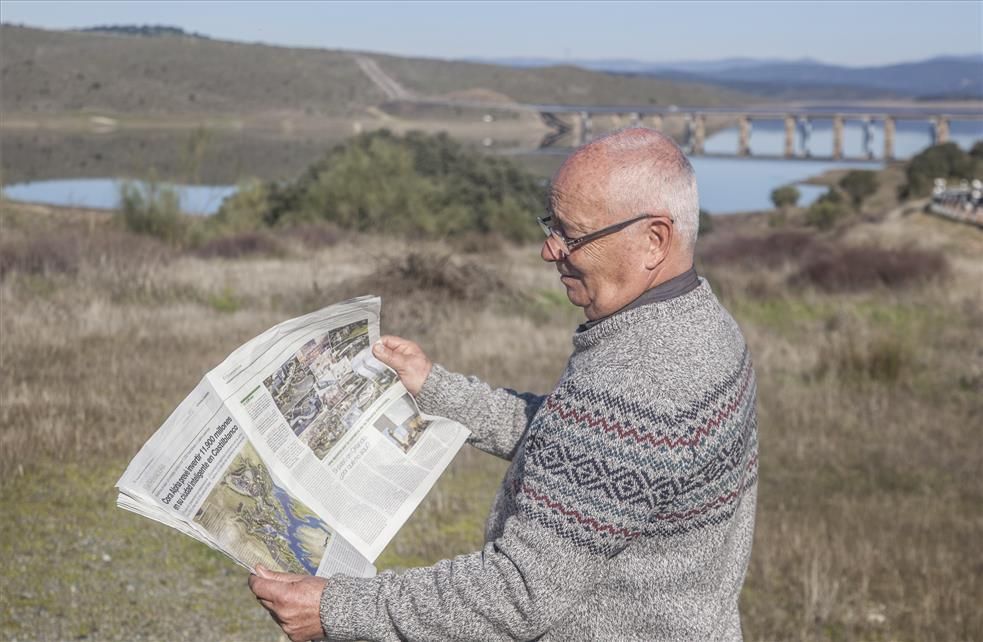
373,340,403,369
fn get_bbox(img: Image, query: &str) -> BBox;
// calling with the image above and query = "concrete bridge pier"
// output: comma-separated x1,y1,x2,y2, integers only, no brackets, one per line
693,114,706,155
934,116,950,144
784,115,795,157
832,114,844,159
578,111,593,145
861,115,875,159
883,116,896,160
798,116,813,157
738,115,751,156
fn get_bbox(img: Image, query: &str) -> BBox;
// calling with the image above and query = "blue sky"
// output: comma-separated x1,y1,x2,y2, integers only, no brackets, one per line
2,1,981,66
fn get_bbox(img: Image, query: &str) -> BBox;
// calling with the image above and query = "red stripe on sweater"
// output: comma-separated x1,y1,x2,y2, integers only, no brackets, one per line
521,484,641,539
545,361,753,449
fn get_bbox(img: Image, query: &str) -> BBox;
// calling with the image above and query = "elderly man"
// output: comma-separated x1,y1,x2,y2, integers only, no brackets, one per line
249,128,758,641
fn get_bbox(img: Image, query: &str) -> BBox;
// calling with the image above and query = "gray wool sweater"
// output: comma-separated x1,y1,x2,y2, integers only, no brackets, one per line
320,279,759,641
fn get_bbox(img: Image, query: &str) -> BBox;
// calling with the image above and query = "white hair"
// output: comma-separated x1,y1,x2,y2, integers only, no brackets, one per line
582,127,701,253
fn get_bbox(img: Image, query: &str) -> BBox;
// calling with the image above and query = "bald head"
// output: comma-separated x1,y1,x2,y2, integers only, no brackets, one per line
550,127,701,256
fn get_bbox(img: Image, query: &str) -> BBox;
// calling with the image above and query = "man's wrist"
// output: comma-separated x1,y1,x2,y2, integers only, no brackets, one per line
319,574,384,641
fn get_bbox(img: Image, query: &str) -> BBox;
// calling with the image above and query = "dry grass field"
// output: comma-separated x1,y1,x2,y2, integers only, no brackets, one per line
1,198,981,640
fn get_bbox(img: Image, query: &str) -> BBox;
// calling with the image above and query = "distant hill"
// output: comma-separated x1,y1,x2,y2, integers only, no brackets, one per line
366,53,755,108
680,55,983,99
479,54,983,100
0,25,756,119
470,56,816,75
0,25,384,116
77,24,210,39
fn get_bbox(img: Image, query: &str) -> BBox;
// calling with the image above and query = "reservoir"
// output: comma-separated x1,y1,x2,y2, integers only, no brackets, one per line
2,118,980,215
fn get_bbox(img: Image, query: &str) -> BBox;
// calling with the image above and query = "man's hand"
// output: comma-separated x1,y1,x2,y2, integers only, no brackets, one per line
248,565,327,642
372,335,433,396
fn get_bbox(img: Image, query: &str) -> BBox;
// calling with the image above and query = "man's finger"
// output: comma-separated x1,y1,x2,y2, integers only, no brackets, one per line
249,576,284,601
256,564,304,583
373,339,406,368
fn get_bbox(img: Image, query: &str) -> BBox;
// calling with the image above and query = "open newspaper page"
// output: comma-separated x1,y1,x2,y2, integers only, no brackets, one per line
117,379,375,579
119,295,471,570
207,296,471,561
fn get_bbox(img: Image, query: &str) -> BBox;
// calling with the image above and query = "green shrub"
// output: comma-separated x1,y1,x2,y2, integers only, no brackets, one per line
903,142,977,198
805,191,850,230
261,130,543,241
839,170,878,207
210,179,270,234
770,185,800,209
117,180,187,243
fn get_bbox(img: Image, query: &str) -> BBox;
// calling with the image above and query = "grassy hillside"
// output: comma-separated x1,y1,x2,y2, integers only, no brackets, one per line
0,25,755,120
0,25,385,117
370,52,755,107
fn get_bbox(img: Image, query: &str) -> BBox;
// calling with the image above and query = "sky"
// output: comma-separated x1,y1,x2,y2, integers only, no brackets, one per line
1,1,981,67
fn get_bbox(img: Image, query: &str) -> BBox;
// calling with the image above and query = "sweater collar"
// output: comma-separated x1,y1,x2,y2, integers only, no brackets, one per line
572,277,713,351
576,266,700,333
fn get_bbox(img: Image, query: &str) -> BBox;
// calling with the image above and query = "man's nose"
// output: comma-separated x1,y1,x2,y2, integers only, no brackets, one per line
541,237,562,262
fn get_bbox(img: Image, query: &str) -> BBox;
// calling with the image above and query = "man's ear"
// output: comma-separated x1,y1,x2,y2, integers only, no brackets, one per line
643,215,673,270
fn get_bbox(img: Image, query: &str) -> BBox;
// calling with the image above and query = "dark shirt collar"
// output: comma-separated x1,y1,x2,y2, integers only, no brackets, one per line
577,266,700,332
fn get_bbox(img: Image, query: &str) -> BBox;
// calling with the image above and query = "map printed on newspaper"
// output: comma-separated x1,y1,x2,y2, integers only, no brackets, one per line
116,296,471,579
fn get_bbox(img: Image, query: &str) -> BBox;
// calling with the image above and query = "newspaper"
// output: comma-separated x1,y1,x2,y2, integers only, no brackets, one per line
116,296,471,578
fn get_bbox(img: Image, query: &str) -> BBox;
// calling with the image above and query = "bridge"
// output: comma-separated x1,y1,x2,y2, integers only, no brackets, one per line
395,97,982,161
352,56,982,161
529,105,983,161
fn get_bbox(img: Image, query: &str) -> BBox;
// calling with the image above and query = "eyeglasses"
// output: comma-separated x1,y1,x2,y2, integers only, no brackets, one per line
537,212,669,258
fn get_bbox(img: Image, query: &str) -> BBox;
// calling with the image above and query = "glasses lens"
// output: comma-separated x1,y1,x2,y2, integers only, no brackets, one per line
547,231,569,257
538,216,569,257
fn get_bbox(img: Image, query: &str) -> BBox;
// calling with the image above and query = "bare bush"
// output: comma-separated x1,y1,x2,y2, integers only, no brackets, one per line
192,232,286,259
1,226,172,280
794,245,950,292
360,252,512,303
700,230,823,268
280,223,345,250
0,232,83,278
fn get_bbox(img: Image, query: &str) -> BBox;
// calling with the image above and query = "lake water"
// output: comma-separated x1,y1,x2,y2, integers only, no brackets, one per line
2,178,237,215
2,118,979,215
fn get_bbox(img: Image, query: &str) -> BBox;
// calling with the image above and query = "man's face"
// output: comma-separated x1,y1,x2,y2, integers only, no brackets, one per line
541,163,649,320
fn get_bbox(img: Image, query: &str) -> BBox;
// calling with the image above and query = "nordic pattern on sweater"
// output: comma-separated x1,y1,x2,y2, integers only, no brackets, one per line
518,345,757,555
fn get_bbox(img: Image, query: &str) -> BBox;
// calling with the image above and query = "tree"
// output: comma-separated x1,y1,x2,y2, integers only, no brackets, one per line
839,170,879,208
805,201,848,231
804,188,850,230
247,130,544,241
770,185,800,209
904,142,974,197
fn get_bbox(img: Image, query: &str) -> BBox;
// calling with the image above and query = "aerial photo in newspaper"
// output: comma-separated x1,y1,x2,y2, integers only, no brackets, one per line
373,392,432,453
263,318,397,461
192,441,332,575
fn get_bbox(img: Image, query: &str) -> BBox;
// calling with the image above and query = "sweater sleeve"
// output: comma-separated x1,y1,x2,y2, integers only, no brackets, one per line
413,364,545,460
319,370,687,641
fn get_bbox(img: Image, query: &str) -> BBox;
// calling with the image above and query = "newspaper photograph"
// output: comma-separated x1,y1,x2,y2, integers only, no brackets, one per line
117,377,375,579
118,295,470,573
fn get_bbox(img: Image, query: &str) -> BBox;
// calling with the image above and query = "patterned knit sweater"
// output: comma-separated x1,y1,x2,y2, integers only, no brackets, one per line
320,279,758,641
